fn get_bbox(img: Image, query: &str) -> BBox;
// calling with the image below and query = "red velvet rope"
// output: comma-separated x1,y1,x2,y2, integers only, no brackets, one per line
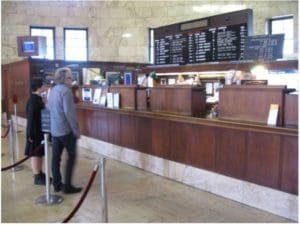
62,165,99,223
1,144,43,171
1,124,10,138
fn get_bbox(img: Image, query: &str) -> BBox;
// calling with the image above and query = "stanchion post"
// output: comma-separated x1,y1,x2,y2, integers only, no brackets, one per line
12,98,20,158
13,103,18,131
99,157,108,222
12,95,19,131
35,133,63,205
9,118,23,173
44,133,51,202
8,119,15,180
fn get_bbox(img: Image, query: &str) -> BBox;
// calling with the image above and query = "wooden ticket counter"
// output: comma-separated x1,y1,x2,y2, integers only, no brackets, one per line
76,103,298,195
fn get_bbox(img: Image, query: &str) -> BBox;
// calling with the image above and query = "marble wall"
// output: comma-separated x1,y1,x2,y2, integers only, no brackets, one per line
1,0,298,65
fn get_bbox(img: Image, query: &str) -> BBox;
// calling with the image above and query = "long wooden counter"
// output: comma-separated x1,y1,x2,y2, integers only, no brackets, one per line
76,103,298,195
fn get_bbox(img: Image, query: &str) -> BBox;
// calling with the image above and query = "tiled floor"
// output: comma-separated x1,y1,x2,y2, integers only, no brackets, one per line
1,127,294,223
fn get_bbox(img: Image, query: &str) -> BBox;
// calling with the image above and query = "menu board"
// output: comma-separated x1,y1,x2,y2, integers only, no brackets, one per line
154,23,248,65
243,34,284,60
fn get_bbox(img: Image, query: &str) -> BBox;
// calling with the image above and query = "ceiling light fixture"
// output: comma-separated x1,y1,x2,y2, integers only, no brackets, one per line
122,33,132,38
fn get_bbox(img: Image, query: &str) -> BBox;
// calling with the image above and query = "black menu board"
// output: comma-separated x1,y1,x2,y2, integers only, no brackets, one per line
154,23,248,65
243,34,284,60
153,9,253,65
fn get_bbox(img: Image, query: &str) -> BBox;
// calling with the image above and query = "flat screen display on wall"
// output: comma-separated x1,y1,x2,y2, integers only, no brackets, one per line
17,36,46,57
153,9,253,65
22,41,35,53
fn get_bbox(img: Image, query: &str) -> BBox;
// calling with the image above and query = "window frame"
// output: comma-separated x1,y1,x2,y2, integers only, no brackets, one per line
267,15,294,55
64,27,89,61
29,26,56,60
268,15,293,34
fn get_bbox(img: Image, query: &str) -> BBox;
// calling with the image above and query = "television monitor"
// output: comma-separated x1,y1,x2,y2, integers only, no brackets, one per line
23,41,35,53
17,36,47,57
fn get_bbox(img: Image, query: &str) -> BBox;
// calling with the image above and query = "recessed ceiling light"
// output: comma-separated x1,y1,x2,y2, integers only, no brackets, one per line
122,33,132,38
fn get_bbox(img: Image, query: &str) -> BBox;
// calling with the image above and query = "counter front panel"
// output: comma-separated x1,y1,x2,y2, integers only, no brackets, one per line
76,104,298,195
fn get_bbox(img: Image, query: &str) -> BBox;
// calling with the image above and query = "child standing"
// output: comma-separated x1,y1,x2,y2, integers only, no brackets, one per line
25,78,47,185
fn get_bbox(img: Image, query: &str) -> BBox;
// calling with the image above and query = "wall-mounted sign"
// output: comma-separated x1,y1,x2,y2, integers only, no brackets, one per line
153,9,253,65
244,34,284,60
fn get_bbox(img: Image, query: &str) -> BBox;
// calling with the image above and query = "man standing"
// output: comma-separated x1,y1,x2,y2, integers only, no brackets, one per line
48,67,82,194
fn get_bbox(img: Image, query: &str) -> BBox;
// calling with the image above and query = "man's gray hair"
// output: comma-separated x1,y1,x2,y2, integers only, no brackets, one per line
54,67,71,84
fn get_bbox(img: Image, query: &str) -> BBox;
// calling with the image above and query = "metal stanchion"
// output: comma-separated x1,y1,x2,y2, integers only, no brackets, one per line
99,157,108,222
13,103,18,130
12,113,20,159
8,119,15,180
13,95,21,133
35,133,63,205
8,119,23,174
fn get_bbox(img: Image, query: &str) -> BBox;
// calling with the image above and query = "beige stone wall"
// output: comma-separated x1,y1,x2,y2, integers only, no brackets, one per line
1,0,298,64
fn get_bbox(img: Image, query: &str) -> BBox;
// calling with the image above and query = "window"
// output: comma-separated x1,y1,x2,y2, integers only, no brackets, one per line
268,16,294,56
30,26,55,59
64,28,88,61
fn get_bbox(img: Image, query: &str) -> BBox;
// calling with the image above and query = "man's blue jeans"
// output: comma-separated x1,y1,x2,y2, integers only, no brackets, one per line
51,132,77,189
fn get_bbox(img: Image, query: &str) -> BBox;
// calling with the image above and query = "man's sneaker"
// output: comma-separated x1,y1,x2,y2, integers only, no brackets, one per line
63,185,82,194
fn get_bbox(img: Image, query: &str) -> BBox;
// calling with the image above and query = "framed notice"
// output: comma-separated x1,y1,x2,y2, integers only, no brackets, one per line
107,92,114,108
82,88,92,102
267,104,279,126
100,95,107,107
92,88,102,104
113,93,120,108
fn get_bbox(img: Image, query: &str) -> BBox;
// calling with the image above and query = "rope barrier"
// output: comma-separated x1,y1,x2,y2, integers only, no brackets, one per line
1,144,43,171
1,124,10,138
1,156,30,171
62,164,99,223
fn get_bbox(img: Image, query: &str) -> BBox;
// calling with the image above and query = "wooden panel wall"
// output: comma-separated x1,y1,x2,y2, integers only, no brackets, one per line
280,136,298,194
187,125,215,171
120,114,137,149
246,132,281,189
219,85,286,125
284,94,298,127
76,106,298,195
109,85,137,110
150,86,206,116
2,60,30,117
151,119,171,158
136,117,152,154
215,128,247,179
108,113,121,145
